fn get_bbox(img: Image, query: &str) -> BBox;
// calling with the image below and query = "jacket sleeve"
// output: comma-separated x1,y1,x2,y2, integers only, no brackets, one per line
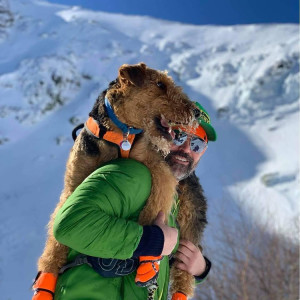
195,256,211,285
53,159,152,260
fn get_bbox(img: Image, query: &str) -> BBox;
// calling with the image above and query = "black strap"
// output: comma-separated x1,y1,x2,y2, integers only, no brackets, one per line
32,271,41,287
72,123,84,141
98,123,107,139
33,288,55,297
59,255,90,274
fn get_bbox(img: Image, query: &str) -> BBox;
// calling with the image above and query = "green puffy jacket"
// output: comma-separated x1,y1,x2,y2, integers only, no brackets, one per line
53,158,181,300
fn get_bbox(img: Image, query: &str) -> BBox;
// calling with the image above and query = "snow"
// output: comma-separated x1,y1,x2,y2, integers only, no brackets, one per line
0,0,299,299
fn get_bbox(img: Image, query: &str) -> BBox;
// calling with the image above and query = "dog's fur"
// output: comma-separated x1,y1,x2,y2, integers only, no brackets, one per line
37,63,207,298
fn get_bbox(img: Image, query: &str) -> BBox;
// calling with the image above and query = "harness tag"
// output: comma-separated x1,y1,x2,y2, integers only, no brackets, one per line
120,140,131,151
120,129,132,151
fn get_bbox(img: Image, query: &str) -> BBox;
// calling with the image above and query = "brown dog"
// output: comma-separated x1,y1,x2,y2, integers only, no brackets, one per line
36,63,207,299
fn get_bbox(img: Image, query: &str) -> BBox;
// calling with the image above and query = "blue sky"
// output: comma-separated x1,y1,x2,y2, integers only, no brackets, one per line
47,0,298,25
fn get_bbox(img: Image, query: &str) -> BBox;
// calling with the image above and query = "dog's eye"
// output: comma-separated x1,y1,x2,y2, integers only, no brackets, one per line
157,81,166,90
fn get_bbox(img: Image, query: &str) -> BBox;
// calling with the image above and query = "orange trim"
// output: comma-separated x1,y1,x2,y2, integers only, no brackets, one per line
86,117,100,137
173,125,207,142
103,131,135,159
171,292,187,300
32,272,57,300
32,272,57,292
135,256,163,286
85,117,136,158
32,291,54,300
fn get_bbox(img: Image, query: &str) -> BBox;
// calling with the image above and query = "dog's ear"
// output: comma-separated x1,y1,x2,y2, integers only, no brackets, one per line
118,63,147,87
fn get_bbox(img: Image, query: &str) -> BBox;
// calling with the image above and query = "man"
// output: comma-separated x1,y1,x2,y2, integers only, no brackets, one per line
163,102,216,286
52,102,216,300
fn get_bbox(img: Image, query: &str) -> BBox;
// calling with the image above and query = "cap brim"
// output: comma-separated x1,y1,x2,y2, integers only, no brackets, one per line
199,121,217,141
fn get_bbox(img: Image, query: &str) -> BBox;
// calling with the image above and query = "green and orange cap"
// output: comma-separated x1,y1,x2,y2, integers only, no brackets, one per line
193,102,217,142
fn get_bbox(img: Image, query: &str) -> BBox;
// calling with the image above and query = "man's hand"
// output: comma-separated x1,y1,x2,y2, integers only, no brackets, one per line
154,211,178,256
174,239,206,276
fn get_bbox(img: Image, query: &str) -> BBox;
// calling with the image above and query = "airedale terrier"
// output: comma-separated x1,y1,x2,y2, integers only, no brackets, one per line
34,63,207,299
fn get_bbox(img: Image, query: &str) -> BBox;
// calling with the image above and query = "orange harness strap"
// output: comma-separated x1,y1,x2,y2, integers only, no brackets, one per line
135,255,163,287
86,117,136,158
171,292,187,300
32,272,57,300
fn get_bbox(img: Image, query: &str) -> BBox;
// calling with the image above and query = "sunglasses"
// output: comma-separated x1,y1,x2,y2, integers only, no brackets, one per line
173,129,208,153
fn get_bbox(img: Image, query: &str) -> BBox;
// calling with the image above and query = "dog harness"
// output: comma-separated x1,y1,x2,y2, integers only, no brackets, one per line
85,117,137,158
72,97,143,158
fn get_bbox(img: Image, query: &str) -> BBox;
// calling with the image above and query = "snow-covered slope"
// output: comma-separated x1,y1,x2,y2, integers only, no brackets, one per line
0,0,299,299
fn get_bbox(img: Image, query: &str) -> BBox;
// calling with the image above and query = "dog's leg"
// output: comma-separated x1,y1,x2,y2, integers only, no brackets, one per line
169,197,198,299
170,174,207,299
138,156,177,225
130,139,178,296
38,133,119,274
130,138,178,224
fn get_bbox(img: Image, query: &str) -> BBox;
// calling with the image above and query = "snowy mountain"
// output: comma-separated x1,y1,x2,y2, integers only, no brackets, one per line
0,0,299,299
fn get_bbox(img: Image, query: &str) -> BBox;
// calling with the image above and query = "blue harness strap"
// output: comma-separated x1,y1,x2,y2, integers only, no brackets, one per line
104,97,143,135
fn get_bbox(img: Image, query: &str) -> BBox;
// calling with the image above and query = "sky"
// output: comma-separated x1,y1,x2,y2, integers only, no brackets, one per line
46,0,299,25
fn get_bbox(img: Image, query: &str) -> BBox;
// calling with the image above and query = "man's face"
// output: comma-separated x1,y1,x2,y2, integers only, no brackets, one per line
165,135,204,181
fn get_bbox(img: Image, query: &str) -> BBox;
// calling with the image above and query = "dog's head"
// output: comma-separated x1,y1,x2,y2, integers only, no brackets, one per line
91,63,199,155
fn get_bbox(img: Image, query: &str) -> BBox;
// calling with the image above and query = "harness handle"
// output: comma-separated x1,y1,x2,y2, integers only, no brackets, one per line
72,123,84,141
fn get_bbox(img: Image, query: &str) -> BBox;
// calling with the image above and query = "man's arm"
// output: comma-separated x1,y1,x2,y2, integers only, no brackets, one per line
53,159,178,259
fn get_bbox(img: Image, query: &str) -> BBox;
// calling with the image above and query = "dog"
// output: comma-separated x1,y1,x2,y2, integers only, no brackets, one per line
35,63,207,299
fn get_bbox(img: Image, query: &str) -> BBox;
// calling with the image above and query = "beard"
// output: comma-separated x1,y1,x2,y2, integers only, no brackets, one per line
165,150,195,181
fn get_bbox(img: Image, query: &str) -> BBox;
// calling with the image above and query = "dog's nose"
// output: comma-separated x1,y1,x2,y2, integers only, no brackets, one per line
193,108,200,118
